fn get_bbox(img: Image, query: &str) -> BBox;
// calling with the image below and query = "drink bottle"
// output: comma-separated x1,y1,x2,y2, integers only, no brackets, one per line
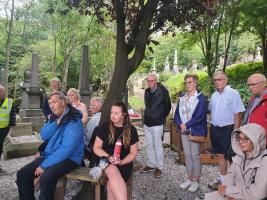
113,139,122,161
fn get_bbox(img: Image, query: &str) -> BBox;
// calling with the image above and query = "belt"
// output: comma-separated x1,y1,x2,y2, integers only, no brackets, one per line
211,124,234,128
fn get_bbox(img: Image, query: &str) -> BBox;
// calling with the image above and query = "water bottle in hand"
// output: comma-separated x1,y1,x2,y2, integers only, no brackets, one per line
113,139,122,161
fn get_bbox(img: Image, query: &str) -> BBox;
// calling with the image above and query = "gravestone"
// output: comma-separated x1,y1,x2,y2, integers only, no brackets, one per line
191,59,198,71
150,59,157,74
164,56,170,72
173,50,179,74
78,45,91,108
19,53,44,131
255,46,262,61
19,69,31,109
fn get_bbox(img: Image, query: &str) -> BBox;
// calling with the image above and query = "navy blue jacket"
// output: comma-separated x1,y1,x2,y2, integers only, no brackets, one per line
174,93,208,136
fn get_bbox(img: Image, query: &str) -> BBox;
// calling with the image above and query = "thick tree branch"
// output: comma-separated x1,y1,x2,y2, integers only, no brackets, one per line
128,0,159,74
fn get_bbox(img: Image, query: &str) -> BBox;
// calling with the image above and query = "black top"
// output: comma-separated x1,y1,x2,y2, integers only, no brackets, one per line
96,121,139,181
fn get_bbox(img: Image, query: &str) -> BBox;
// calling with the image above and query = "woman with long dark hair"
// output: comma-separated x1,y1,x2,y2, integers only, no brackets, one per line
93,101,139,200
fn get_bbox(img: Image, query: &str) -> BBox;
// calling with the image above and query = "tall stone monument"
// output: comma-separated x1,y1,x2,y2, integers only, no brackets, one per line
164,56,170,72
173,50,179,74
150,59,157,74
78,45,91,108
19,69,31,110
255,46,262,61
19,53,44,131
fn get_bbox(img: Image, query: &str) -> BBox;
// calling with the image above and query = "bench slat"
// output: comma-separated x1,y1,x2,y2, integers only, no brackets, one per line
65,168,99,182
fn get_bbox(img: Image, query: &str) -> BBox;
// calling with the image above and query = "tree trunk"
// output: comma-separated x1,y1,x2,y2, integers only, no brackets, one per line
53,35,57,76
62,55,71,91
223,9,238,71
100,47,130,122
99,0,158,123
262,35,267,74
4,0,15,96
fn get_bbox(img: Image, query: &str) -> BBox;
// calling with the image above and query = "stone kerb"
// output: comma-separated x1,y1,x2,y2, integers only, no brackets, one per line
9,122,33,137
3,123,43,160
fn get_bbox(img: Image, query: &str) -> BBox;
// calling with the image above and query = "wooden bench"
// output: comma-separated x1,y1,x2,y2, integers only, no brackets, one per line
54,159,142,200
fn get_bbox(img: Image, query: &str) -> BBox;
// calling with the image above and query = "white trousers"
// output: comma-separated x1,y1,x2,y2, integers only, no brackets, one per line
144,124,164,170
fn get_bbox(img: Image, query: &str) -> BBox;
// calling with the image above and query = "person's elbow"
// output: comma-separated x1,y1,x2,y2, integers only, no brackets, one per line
93,144,101,156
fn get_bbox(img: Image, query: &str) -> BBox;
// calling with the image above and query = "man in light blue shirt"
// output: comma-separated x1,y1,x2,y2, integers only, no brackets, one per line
208,71,245,190
85,97,102,153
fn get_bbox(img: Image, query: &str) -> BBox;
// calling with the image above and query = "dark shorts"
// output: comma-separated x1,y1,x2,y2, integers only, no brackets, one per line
210,124,234,154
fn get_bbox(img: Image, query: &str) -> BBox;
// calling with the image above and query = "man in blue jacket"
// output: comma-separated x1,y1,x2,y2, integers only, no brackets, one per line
16,91,84,200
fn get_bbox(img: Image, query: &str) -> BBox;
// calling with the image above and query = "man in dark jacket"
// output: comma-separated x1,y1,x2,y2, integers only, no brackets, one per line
42,77,65,122
0,85,16,174
141,73,171,177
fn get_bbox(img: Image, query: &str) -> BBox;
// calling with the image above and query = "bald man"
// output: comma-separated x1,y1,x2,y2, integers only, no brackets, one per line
243,73,267,146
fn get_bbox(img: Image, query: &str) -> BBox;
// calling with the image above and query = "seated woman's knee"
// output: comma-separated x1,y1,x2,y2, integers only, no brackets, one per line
105,164,120,177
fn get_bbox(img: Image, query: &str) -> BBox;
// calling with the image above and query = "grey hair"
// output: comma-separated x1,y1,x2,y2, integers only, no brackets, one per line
48,91,67,103
213,71,228,81
90,96,103,107
50,77,60,84
147,73,158,81
67,88,81,100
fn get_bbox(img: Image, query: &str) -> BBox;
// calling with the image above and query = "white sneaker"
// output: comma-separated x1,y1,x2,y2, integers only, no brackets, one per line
188,182,200,193
180,180,193,189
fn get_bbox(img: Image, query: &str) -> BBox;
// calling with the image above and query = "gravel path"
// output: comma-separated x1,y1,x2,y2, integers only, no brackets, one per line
0,129,216,200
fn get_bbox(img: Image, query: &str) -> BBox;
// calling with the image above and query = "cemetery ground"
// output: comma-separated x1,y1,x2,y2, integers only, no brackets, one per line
0,128,217,200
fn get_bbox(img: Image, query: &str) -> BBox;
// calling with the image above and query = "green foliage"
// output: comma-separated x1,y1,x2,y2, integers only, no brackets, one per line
162,61,263,104
163,73,185,101
128,96,144,110
159,71,172,82
227,61,264,106
139,33,203,73
226,61,263,80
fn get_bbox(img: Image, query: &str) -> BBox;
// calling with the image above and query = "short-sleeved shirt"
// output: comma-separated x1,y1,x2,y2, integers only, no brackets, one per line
96,121,139,181
209,85,245,127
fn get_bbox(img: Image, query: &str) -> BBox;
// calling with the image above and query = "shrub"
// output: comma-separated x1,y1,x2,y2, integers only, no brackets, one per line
128,96,144,110
161,61,263,104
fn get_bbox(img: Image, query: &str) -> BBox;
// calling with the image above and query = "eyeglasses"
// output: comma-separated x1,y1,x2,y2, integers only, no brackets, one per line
247,81,264,87
235,135,251,143
147,79,155,82
184,81,194,85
